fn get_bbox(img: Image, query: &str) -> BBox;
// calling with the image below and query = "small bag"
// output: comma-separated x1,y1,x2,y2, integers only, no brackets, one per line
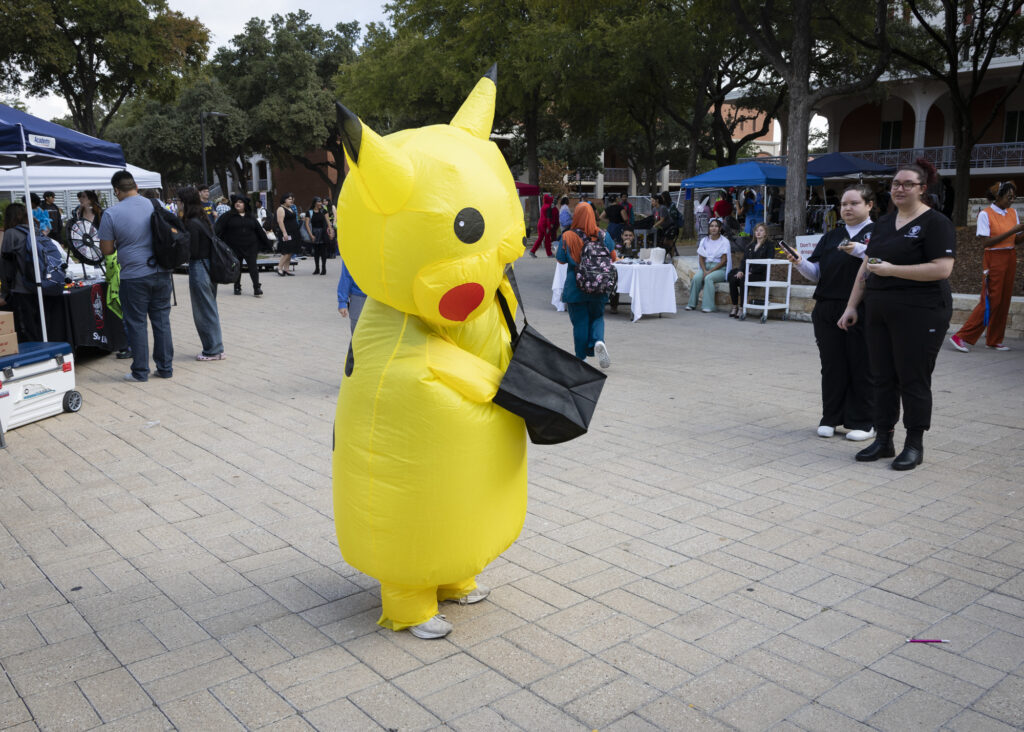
493,267,606,445
204,223,240,284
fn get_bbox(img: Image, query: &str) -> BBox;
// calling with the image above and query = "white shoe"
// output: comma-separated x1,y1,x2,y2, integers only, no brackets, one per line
450,584,490,606
817,425,835,438
987,343,1011,351
594,341,611,369
846,428,876,442
701,309,714,313
684,305,694,311
409,614,452,639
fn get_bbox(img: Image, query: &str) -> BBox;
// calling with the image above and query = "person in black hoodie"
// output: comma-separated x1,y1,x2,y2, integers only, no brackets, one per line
215,194,269,297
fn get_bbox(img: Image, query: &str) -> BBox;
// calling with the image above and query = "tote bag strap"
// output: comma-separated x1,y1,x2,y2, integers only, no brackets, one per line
496,264,531,339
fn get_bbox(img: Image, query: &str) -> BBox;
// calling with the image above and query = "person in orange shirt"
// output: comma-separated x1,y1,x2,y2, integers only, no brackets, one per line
950,181,1024,352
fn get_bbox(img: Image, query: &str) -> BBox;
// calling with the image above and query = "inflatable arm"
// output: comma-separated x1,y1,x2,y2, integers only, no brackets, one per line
426,334,504,403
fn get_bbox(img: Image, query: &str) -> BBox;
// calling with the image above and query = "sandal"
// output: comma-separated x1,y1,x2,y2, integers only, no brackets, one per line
729,306,739,318
196,353,226,361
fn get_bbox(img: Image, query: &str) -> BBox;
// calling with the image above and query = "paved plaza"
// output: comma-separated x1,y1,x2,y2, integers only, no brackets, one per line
1,253,1023,732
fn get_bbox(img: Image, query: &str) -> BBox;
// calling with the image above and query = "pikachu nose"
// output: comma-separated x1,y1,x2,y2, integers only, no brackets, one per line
439,282,485,321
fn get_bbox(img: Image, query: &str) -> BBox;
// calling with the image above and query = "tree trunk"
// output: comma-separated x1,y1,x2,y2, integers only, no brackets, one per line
681,142,700,239
948,107,971,227
783,94,812,240
524,100,540,229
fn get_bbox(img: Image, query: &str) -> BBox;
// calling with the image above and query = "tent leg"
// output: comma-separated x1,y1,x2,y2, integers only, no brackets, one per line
20,158,48,342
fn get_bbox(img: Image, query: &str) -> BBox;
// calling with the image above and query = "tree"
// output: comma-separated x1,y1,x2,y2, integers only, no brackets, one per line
730,0,890,237
212,12,359,202
889,0,1024,225
0,0,208,137
107,77,249,192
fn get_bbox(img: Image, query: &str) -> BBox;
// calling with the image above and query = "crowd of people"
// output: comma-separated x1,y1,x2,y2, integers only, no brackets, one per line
0,169,342,381
541,157,1021,473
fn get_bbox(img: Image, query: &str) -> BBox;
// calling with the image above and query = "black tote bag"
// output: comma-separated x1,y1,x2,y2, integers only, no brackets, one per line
204,223,241,284
493,267,606,445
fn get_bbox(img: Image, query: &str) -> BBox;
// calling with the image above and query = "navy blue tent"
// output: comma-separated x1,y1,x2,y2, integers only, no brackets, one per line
0,103,125,168
1,103,127,341
679,161,823,189
807,152,892,178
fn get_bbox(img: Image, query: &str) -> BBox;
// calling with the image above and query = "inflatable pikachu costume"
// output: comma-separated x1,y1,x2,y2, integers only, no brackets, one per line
332,67,528,637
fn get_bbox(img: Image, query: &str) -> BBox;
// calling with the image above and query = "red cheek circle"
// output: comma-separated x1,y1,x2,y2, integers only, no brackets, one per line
438,283,485,321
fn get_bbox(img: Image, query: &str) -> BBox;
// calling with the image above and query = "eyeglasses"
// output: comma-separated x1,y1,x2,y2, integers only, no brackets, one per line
891,180,921,190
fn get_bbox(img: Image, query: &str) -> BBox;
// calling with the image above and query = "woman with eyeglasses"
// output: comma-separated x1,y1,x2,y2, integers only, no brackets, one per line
838,159,955,471
949,180,1024,353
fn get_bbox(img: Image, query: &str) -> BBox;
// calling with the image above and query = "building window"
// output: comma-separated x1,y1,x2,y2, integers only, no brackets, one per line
1005,111,1024,143
880,121,902,149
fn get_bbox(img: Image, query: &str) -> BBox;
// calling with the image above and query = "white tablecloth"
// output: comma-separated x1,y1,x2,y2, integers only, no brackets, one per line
551,262,678,322
614,263,678,321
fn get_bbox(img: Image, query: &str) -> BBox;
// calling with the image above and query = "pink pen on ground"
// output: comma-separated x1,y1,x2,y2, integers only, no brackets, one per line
906,639,950,643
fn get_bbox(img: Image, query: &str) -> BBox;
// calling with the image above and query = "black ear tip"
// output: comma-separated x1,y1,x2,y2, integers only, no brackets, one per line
485,63,497,83
335,102,362,164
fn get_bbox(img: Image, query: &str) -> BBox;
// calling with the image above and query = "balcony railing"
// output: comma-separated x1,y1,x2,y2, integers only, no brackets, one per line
604,167,630,183
743,142,1024,171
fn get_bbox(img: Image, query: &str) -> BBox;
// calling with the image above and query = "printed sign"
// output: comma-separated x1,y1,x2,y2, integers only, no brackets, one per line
29,134,56,150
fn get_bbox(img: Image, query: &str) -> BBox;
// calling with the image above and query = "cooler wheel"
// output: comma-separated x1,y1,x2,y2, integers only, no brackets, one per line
63,390,83,413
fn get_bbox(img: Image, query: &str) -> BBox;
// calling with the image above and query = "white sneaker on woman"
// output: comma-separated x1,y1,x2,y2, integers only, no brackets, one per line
594,341,611,369
846,428,876,442
817,425,835,438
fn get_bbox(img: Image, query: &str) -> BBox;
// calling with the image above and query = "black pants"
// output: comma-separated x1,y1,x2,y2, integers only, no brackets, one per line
11,292,44,342
312,232,330,273
864,291,951,432
232,243,260,289
812,299,872,430
727,268,744,304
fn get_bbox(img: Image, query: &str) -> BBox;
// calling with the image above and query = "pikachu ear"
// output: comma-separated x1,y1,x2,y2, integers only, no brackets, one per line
336,102,414,214
449,64,497,141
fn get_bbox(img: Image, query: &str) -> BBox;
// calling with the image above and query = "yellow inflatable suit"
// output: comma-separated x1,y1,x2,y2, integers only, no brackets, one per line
332,67,528,636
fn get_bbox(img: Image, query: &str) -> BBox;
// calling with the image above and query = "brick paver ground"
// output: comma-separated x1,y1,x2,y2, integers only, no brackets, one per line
1,253,1022,731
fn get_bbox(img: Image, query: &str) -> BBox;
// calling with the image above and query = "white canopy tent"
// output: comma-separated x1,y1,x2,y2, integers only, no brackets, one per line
0,163,161,194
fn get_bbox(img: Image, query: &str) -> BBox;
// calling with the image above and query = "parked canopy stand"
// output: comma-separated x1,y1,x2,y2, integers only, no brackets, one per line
0,103,127,342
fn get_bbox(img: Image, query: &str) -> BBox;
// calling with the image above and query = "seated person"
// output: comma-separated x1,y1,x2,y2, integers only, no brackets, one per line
727,222,776,317
687,218,731,313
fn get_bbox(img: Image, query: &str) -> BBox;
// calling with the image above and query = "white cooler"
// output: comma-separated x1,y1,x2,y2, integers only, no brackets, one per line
0,341,81,448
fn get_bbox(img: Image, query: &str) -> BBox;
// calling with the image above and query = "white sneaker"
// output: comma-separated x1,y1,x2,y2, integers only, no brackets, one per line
450,584,490,606
817,425,835,438
409,614,452,639
845,428,876,442
594,341,611,369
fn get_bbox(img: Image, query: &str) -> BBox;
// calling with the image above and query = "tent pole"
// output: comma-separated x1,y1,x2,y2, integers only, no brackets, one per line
20,157,48,342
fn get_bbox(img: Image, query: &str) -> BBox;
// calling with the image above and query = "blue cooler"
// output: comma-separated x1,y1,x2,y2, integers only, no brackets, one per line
0,341,81,448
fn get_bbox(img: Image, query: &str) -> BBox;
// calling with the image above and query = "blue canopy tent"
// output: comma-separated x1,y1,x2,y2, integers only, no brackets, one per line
807,152,893,178
679,161,823,189
678,161,824,236
0,103,126,341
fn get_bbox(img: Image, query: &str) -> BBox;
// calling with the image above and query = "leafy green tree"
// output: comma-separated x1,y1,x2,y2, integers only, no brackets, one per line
730,0,890,237
212,12,359,202
888,0,1024,225
0,0,208,137
107,77,249,192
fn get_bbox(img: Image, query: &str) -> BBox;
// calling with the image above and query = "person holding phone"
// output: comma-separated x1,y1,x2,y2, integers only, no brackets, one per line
786,185,875,442
838,160,955,471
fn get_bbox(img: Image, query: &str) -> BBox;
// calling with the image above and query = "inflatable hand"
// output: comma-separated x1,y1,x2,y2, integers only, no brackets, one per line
332,67,528,635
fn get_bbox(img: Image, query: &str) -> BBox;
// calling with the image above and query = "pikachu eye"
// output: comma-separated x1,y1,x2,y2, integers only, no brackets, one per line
454,208,484,244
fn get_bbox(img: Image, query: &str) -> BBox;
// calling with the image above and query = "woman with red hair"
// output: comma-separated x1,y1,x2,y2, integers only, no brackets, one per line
555,203,615,368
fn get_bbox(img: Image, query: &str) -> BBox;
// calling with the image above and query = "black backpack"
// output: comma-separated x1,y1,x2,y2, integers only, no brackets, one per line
148,199,191,270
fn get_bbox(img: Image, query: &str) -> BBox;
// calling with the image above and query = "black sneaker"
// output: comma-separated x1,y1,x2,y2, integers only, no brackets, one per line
254,286,263,297
233,285,242,295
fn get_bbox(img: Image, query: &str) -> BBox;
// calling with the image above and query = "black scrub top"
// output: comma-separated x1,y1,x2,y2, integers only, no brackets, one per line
865,208,955,304
808,223,873,302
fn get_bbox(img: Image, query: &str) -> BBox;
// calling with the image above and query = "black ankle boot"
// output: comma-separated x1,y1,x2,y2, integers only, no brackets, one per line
856,431,895,462
234,284,242,295
892,430,924,470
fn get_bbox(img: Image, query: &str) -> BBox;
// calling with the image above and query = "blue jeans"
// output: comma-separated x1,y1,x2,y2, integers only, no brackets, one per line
567,300,605,360
120,272,174,379
189,259,223,356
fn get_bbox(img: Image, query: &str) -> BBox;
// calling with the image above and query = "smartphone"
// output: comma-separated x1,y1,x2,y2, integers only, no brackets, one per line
868,257,882,264
776,240,799,259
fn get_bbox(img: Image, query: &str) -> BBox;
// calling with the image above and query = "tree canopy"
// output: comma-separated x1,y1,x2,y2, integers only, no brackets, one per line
1,0,208,137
